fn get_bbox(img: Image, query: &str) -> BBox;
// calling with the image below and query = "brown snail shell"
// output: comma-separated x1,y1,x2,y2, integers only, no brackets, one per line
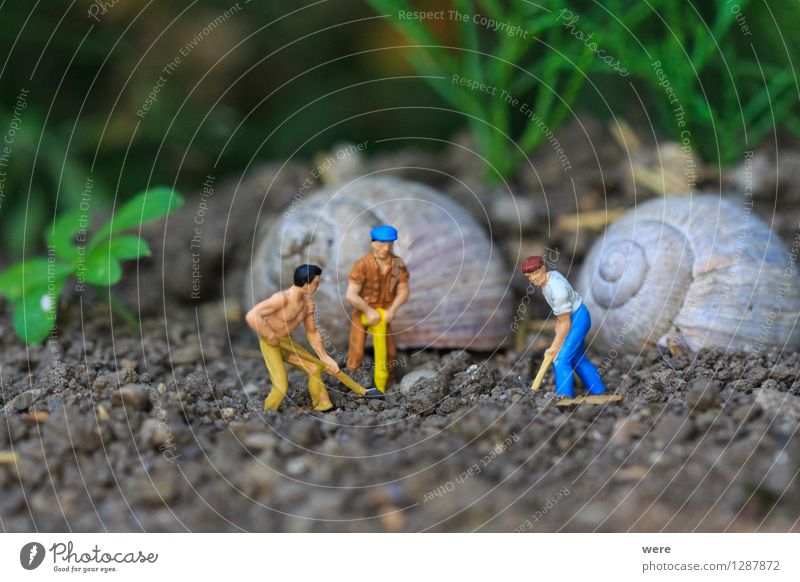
576,194,800,353
247,176,512,350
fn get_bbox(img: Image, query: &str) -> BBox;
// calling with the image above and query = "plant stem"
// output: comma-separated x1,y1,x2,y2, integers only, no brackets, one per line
94,285,139,329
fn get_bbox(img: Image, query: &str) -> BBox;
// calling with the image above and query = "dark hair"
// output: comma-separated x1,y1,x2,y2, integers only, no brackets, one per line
293,264,322,287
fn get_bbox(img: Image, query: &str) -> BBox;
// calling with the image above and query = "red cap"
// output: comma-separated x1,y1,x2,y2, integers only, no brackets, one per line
520,255,544,273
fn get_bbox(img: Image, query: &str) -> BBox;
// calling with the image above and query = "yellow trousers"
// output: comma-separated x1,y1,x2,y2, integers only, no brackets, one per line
360,307,389,393
259,338,333,411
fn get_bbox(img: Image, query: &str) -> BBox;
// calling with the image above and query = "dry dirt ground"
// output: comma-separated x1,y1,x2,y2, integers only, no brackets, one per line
2,122,800,532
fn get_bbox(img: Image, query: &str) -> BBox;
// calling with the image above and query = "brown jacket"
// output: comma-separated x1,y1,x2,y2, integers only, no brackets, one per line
348,253,409,308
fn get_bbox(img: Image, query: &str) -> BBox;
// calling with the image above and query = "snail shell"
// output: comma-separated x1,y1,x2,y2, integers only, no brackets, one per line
576,194,800,353
247,176,512,350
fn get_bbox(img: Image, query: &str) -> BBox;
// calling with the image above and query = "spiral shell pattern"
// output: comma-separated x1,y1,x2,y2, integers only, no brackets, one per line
247,177,513,350
576,194,800,353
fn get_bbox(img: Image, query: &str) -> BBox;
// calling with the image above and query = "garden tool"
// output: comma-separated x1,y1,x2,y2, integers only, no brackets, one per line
278,336,367,396
531,352,553,391
360,307,389,393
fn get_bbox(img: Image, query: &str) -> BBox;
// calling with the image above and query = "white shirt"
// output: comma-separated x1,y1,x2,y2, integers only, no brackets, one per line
542,270,582,316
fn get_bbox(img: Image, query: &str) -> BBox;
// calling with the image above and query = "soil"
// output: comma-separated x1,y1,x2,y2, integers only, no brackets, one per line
2,119,800,532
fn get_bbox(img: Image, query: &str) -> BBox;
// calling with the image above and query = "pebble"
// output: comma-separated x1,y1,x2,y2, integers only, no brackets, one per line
686,377,721,412
755,389,800,423
92,369,139,392
651,413,694,447
4,389,46,412
112,384,152,411
140,418,172,448
400,370,437,391
610,417,642,446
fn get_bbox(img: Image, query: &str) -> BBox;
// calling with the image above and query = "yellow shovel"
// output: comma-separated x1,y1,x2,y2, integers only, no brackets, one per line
531,352,554,391
278,337,367,396
361,307,389,393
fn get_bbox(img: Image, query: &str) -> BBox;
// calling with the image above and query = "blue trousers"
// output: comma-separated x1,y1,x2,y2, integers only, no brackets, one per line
553,304,607,398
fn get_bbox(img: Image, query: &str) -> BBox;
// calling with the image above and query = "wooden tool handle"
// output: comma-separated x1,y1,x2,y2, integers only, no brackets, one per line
531,352,554,391
279,337,367,396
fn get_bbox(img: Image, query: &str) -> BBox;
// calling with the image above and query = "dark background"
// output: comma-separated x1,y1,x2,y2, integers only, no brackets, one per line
2,0,799,257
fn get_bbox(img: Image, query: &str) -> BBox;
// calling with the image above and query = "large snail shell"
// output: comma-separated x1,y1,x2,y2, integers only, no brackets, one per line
577,194,800,353
247,177,512,350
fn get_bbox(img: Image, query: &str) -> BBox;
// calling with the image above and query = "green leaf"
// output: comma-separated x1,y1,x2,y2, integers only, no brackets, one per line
92,188,183,245
46,209,87,262
106,236,152,260
83,248,122,286
0,259,72,301
12,277,66,345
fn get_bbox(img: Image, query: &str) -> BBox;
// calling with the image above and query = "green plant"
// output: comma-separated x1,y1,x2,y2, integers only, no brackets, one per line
600,0,800,165
368,0,800,174
366,0,595,181
0,188,184,344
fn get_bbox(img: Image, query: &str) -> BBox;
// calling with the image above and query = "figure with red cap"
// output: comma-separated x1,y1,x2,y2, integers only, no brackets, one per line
346,225,410,399
521,255,607,400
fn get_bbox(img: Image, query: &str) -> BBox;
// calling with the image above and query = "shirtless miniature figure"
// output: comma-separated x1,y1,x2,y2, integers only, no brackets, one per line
245,264,342,411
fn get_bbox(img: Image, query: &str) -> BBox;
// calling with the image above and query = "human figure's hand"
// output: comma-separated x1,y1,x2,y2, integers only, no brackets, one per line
364,307,381,326
383,309,395,324
545,346,558,359
321,355,340,375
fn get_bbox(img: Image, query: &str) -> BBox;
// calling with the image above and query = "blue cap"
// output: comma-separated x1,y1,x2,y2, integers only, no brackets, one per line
370,225,398,242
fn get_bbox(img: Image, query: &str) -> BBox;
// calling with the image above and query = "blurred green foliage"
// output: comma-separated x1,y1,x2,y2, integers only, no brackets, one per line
599,0,800,166
0,188,183,344
369,0,800,179
0,0,456,257
1,0,799,258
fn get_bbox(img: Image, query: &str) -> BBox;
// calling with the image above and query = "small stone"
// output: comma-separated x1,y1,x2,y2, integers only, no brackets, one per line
436,396,461,415
400,370,437,391
730,379,752,394
651,413,694,447
24,411,49,424
770,365,797,385
96,404,111,421
686,377,721,412
615,466,648,480
243,461,279,495
287,419,321,447
379,506,406,532
172,343,202,366
221,407,236,420
610,417,642,445
140,418,171,448
746,366,768,385
454,363,497,396
755,389,800,423
5,388,46,412
131,469,177,507
92,369,139,392
112,384,151,411
0,450,20,465
242,432,278,453
120,359,138,371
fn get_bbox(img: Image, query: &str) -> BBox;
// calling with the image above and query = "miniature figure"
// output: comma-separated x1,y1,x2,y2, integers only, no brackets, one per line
346,225,410,399
246,264,366,411
521,256,608,401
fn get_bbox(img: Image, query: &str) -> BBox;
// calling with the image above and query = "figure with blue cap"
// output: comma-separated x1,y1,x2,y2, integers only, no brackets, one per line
345,225,410,399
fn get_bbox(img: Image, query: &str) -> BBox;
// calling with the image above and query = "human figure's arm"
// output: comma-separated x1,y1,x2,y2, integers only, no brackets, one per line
345,280,380,325
303,298,339,374
384,280,409,324
546,313,572,359
544,281,572,359
245,293,284,340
